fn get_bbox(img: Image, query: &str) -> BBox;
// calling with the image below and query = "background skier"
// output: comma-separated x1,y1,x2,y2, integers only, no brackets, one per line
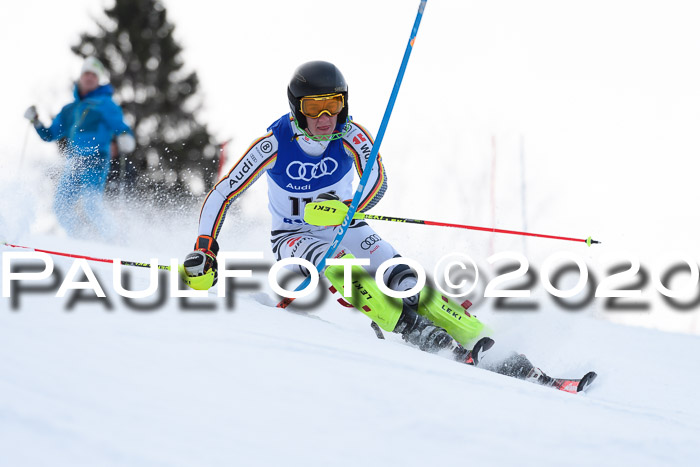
24,56,135,240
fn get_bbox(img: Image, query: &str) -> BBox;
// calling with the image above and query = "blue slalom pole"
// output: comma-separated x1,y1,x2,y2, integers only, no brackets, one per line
278,0,428,308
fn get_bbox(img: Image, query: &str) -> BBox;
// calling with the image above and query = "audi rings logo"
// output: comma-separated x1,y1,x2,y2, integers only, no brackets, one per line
361,234,382,250
286,158,338,181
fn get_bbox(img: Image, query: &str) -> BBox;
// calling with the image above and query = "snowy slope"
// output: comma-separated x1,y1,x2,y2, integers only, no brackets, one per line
2,229,700,467
4,1,700,465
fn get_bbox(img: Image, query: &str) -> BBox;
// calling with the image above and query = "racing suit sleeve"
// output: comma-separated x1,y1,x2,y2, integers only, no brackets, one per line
198,132,278,238
342,121,387,212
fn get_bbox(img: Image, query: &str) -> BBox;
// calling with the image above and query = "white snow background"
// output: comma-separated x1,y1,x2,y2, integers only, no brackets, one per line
2,1,700,466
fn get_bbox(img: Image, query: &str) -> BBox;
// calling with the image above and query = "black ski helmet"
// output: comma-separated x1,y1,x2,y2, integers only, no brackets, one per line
287,61,348,130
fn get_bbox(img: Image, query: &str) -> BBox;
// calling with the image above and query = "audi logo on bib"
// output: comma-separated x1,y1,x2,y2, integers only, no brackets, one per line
286,158,338,181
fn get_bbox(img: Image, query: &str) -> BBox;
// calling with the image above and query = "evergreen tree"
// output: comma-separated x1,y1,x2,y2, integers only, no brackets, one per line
71,0,218,199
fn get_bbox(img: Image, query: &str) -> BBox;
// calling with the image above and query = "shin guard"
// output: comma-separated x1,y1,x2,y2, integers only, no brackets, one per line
324,255,403,332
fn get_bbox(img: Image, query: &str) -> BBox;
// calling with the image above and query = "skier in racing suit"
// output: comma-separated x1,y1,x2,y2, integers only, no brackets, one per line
179,61,594,391
182,61,487,360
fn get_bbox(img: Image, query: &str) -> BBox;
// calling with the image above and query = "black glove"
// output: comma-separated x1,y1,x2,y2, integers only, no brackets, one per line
183,235,220,288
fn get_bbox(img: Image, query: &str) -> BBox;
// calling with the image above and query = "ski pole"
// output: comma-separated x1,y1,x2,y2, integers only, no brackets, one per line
358,214,600,246
1,242,171,270
19,121,32,173
305,206,600,245
277,0,428,308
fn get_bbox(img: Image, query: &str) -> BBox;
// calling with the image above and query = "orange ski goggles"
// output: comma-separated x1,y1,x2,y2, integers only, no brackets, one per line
299,93,345,119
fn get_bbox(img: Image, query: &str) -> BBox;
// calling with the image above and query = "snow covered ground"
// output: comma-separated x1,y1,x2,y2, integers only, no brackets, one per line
2,219,700,466
3,1,700,465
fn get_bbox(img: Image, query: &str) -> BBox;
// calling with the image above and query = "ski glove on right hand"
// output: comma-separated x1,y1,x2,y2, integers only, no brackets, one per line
116,133,136,154
23,106,40,127
304,192,352,226
181,235,219,290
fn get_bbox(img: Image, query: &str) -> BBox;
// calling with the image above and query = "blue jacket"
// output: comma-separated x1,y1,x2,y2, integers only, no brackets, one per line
36,83,132,158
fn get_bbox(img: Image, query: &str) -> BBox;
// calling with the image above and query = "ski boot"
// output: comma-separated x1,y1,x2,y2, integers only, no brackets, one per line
393,306,454,353
460,336,495,366
411,286,489,347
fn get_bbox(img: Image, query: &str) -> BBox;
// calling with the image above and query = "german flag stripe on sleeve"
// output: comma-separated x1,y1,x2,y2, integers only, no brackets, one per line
210,152,277,237
223,133,272,179
343,122,386,212
343,140,362,175
199,132,272,219
198,131,277,238
358,157,385,211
